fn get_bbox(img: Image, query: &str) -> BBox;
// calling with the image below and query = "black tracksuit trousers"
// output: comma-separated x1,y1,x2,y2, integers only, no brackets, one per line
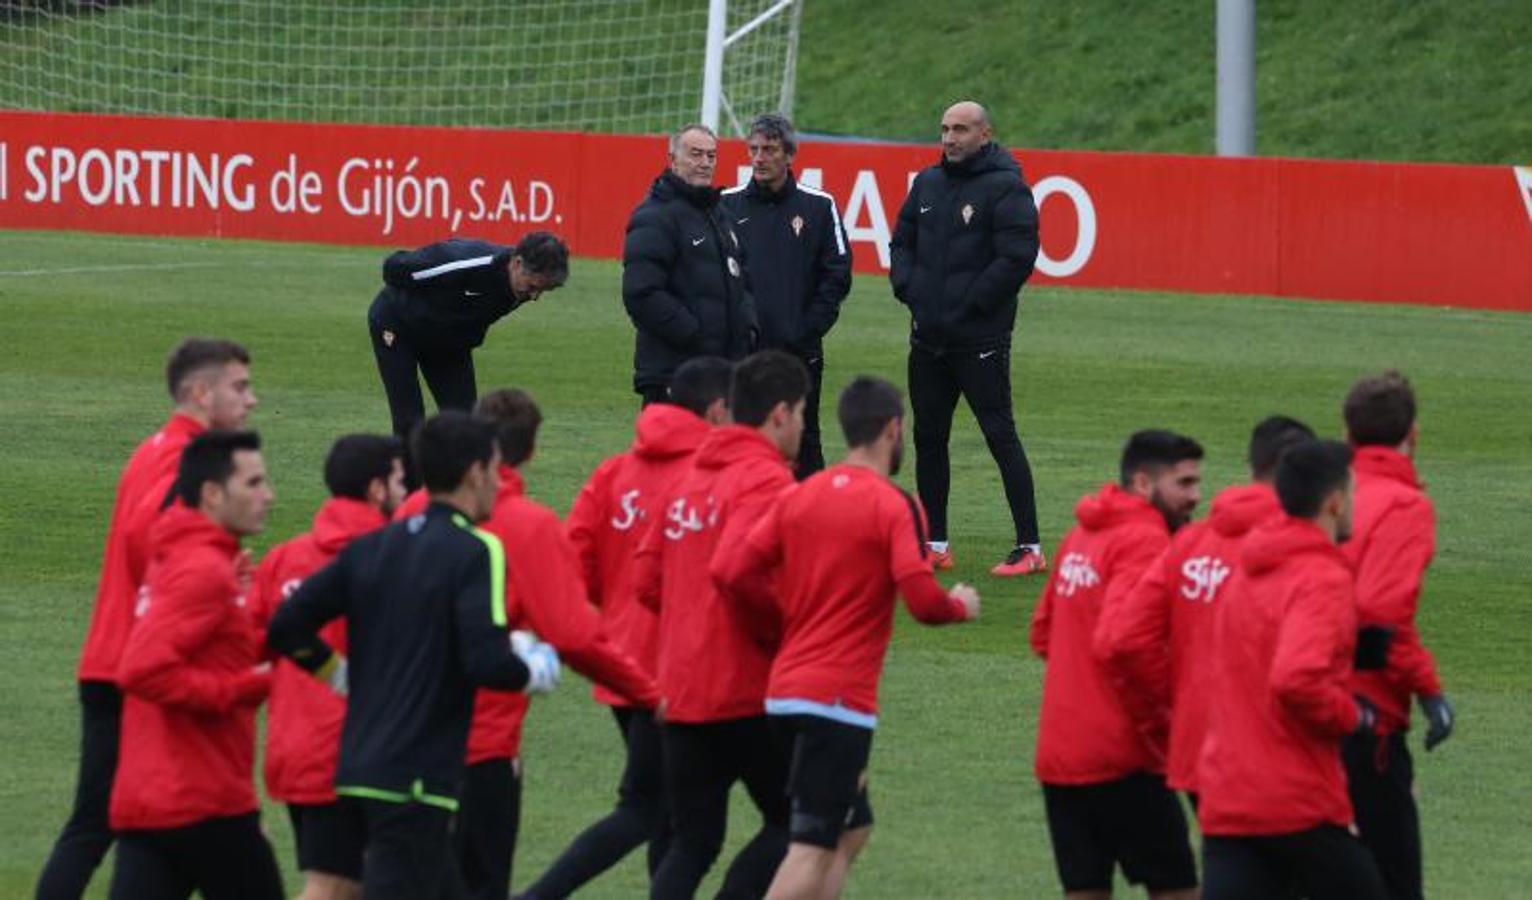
36,681,121,900
908,340,1039,546
1345,731,1424,900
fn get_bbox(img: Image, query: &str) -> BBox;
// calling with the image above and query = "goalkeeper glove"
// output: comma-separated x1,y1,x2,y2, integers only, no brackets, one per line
511,631,561,695
314,654,348,697
1418,694,1455,751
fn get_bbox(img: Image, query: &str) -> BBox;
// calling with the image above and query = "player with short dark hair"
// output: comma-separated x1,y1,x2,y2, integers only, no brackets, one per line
713,375,980,899
721,112,852,477
1341,371,1453,900
40,337,256,900
1198,439,1387,900
368,232,569,481
247,434,405,900
1030,430,1204,900
1097,415,1314,801
108,430,284,899
520,358,733,900
640,350,808,899
268,411,560,900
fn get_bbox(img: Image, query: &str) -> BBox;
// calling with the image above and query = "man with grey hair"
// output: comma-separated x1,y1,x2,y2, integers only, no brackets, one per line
622,123,758,405
721,113,851,477
890,100,1044,577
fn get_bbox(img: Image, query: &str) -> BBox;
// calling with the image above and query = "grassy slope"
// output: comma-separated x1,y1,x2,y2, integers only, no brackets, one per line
1,232,1529,896
1,1,1529,162
796,0,1532,163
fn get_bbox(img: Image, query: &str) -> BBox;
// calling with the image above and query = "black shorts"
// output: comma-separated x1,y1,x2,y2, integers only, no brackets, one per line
287,802,364,880
771,714,874,849
1042,772,1198,892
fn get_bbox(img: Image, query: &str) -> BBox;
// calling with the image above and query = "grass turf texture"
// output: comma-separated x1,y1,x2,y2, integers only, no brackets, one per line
3,1,1530,164
1,230,1529,897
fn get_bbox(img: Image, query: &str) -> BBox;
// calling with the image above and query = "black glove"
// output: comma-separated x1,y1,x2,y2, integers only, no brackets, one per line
1418,694,1455,751
1353,696,1378,738
1354,625,1395,671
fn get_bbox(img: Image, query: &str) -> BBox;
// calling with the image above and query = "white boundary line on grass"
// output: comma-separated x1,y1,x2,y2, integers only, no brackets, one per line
0,262,224,277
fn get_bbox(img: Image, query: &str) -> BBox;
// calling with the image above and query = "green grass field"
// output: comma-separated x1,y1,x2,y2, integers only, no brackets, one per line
2,230,1529,897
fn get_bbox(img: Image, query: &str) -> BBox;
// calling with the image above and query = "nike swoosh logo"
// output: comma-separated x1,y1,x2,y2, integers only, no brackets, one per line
736,218,749,225
464,291,482,297
919,206,933,214
692,237,706,246
979,350,998,359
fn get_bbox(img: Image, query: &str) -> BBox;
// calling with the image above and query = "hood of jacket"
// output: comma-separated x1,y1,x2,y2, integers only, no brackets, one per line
1209,482,1282,539
1242,515,1348,576
694,424,785,472
1352,445,1422,489
940,141,1021,179
311,497,390,555
150,503,240,565
1074,483,1165,533
650,170,720,209
633,403,711,461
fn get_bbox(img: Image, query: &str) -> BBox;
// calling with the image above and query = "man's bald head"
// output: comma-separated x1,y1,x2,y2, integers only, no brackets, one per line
941,100,993,164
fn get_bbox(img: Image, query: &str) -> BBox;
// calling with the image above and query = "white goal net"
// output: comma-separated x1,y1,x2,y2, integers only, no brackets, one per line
0,0,802,134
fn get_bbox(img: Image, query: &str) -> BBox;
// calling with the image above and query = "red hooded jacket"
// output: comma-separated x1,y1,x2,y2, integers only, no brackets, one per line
1346,446,1442,734
78,413,205,683
247,497,388,805
110,505,271,830
1096,482,1282,792
638,425,794,723
1198,516,1362,836
566,403,710,707
1031,484,1169,785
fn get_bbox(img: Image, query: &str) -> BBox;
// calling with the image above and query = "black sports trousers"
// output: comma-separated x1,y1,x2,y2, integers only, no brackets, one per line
907,340,1039,546
36,680,121,900
523,708,670,899
795,354,826,479
1203,826,1387,900
108,812,285,900
651,716,790,900
1345,730,1424,900
453,757,522,900
368,297,478,451
340,796,462,900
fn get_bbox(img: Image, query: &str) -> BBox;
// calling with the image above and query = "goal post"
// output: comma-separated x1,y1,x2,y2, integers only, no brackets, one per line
0,0,804,136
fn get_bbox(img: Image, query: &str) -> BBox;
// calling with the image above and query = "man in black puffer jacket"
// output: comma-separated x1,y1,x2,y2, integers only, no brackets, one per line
623,124,758,405
889,100,1045,578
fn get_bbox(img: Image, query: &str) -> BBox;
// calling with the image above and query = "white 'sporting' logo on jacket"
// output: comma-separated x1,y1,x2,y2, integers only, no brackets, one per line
611,489,644,531
1180,555,1233,604
663,495,719,540
1056,552,1100,597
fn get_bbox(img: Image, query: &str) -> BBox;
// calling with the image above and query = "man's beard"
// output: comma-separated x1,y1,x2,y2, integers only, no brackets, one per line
1152,490,1192,532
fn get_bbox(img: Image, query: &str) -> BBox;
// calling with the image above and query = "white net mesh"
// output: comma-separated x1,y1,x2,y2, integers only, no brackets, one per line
0,0,800,134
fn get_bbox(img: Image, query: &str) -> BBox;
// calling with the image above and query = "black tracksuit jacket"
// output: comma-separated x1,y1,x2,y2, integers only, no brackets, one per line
371,238,523,352
889,143,1040,352
267,502,529,810
720,173,852,357
621,171,758,391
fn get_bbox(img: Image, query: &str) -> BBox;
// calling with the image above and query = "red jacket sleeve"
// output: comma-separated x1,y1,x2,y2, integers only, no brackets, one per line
715,474,792,645
1355,501,1442,698
509,509,659,707
1270,568,1362,739
565,459,614,607
711,497,784,624
897,571,966,624
1030,563,1060,660
1094,542,1175,733
632,514,665,614
118,560,269,713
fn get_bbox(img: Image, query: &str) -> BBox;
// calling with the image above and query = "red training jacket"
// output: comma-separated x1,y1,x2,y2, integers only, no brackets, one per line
566,403,710,707
78,412,205,683
1346,446,1442,735
110,505,271,831
1197,516,1362,836
1031,483,1169,785
638,425,794,723
247,497,388,805
1096,482,1281,792
713,464,966,724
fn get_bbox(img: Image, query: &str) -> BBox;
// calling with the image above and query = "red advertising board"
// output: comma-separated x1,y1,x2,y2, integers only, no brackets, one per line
1,110,1527,311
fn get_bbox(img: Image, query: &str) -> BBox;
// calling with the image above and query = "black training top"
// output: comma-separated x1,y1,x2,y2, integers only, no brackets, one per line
370,238,522,352
720,172,852,358
889,142,1040,352
267,501,528,810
